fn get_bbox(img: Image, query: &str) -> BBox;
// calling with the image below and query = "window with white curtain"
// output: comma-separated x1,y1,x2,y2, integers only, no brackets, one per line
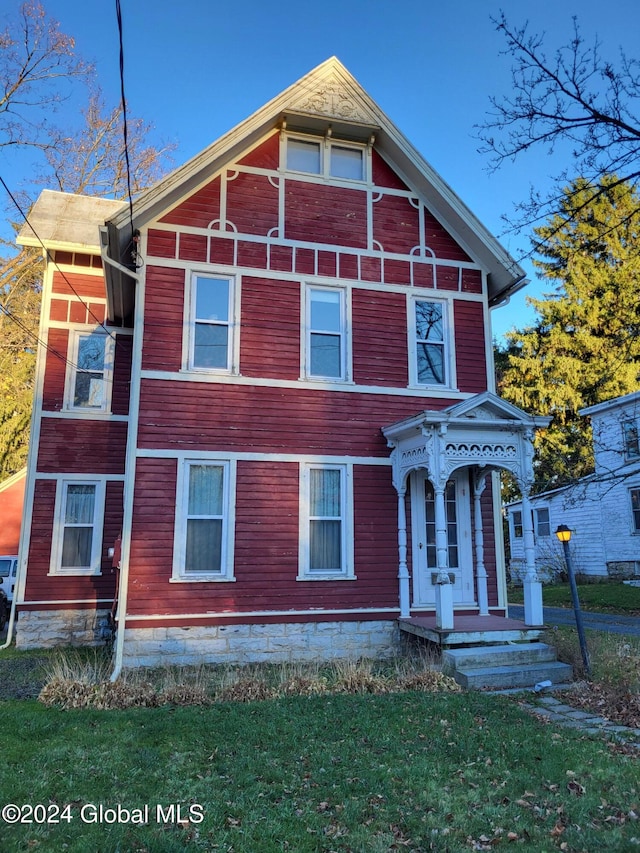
299,463,353,579
173,460,235,581
285,136,366,182
65,330,114,412
51,480,105,574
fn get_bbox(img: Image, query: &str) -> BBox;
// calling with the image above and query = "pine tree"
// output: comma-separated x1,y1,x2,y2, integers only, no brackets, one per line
498,176,640,492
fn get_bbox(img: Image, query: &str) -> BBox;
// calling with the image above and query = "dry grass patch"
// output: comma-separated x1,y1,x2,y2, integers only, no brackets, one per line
38,651,461,709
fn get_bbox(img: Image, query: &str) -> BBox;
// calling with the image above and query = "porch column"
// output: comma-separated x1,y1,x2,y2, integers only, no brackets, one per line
434,485,454,630
473,473,489,616
521,489,543,626
397,487,410,618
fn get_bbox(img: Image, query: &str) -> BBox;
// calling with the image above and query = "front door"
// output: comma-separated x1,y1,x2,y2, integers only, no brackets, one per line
410,470,475,607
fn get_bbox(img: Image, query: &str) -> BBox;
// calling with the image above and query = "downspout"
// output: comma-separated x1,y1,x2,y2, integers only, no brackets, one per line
100,231,143,682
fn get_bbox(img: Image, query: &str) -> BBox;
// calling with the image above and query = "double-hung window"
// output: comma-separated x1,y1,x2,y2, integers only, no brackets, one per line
51,480,104,574
286,136,365,182
631,489,640,533
66,330,114,412
534,507,551,538
412,299,448,387
623,420,640,461
512,510,523,539
299,464,353,579
188,274,236,372
305,286,348,380
173,460,235,581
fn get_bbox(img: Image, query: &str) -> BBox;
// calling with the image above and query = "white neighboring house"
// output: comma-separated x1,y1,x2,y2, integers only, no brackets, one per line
507,390,640,582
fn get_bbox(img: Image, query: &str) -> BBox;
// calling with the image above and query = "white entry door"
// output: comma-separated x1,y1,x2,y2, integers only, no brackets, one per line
410,470,475,607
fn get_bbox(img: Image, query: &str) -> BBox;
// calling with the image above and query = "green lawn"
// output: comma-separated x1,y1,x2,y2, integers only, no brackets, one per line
509,581,640,614
1,692,638,852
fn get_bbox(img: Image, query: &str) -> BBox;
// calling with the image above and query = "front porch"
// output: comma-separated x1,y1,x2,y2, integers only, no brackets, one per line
398,613,544,648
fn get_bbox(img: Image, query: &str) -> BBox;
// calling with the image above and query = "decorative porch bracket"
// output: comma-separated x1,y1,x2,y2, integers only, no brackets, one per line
382,392,551,629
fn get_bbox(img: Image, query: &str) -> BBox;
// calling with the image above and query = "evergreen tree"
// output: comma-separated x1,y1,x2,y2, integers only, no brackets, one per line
498,176,640,493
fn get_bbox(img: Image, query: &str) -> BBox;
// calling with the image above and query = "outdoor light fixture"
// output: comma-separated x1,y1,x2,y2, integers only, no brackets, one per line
555,524,572,543
555,523,591,677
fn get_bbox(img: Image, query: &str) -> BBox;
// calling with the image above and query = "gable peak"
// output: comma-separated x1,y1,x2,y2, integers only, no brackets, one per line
287,57,376,126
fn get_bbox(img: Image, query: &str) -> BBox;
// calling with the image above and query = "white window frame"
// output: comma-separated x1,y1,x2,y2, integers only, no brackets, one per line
283,133,368,183
623,419,640,461
172,459,236,582
185,272,239,374
511,510,523,539
630,488,640,533
408,296,454,389
298,463,354,580
303,284,350,382
49,479,105,576
64,329,115,413
534,507,551,538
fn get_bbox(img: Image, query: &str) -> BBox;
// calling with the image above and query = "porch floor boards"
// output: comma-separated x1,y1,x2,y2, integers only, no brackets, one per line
398,614,544,648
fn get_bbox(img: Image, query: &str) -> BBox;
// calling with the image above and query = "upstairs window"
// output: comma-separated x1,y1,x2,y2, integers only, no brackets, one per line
188,274,236,372
66,330,114,412
285,136,365,182
412,299,448,387
623,419,640,460
305,286,348,381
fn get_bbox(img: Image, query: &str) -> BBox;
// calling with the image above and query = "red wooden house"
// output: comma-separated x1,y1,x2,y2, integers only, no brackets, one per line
14,59,546,667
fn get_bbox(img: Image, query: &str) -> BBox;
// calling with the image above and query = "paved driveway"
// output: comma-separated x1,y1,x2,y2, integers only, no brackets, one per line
508,604,640,637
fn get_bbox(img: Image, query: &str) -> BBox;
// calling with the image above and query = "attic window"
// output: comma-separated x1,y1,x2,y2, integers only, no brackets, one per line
285,136,365,182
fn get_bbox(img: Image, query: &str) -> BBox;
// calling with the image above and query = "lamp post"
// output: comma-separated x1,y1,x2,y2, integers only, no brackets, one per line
555,525,591,677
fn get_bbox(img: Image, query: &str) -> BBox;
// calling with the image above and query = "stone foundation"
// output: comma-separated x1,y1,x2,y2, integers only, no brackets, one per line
121,619,400,668
16,609,112,649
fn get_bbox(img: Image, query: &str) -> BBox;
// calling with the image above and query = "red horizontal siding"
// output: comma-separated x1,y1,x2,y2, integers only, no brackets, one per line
37,420,127,474
226,172,278,236
142,266,185,373
178,232,208,263
52,270,105,299
372,150,410,191
126,459,400,618
112,335,132,416
239,277,300,380
137,381,453,457
373,194,420,255
0,472,25,554
454,301,488,394
24,479,119,603
237,133,280,170
424,210,471,262
147,229,176,258
159,176,221,228
42,328,68,411
285,180,367,248
352,290,409,387
480,479,498,607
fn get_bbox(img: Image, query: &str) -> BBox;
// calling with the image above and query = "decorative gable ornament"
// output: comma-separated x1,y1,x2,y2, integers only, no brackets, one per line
291,77,371,123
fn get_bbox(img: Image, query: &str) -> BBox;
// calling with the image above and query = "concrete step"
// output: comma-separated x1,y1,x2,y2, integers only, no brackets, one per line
453,660,574,690
442,642,557,673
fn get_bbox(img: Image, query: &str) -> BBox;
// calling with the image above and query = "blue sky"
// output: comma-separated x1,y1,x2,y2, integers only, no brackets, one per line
2,0,639,342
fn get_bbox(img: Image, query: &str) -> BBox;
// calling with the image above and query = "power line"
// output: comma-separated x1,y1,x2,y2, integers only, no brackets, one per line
0,174,116,342
115,0,138,269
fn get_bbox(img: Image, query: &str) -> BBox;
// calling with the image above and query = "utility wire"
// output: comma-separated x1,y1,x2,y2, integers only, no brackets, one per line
0,174,116,342
115,0,138,268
